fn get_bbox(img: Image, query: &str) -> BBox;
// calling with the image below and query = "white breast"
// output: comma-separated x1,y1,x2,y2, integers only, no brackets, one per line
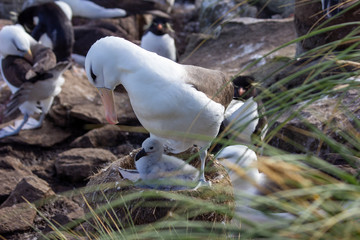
123,73,225,153
39,34,53,49
141,32,176,61
224,98,259,144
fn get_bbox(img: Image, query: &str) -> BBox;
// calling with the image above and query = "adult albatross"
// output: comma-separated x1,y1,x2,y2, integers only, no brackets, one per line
0,25,71,138
85,36,233,188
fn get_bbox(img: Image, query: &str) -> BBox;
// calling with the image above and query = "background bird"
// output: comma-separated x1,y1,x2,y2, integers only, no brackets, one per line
0,25,71,138
17,2,74,62
58,0,126,19
135,138,199,189
217,144,265,194
85,36,233,188
58,0,172,19
216,145,295,225
141,16,177,61
222,76,268,147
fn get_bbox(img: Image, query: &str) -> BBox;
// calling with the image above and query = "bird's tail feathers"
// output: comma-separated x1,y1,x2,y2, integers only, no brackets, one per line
4,86,32,117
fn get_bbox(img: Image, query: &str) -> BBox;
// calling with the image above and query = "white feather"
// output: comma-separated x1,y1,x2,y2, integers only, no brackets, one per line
141,31,176,61
60,0,126,18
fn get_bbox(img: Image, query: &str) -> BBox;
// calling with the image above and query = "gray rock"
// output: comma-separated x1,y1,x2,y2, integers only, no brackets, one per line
55,148,117,182
181,17,296,76
0,202,37,234
248,0,294,18
40,196,85,233
70,124,130,148
294,0,360,56
0,156,33,202
199,0,257,30
0,119,72,147
269,89,360,161
1,176,55,207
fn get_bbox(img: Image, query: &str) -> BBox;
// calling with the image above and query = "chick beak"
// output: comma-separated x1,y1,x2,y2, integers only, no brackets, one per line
135,148,147,161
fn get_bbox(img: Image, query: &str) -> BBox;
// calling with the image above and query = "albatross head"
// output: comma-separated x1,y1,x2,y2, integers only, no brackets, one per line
85,36,146,124
135,138,164,162
85,36,127,124
0,25,34,61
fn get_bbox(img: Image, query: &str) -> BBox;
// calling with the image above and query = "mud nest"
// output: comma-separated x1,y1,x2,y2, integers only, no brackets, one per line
83,147,234,227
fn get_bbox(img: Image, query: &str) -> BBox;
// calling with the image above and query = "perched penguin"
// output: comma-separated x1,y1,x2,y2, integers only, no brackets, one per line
141,16,177,61
135,138,199,188
222,76,268,147
0,25,71,138
17,2,74,62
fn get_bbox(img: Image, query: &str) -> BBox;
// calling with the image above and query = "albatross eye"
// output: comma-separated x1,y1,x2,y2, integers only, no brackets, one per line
12,39,25,53
90,66,97,83
149,146,154,150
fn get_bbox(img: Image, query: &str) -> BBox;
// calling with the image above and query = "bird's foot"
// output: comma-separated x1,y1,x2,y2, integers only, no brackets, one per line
194,179,212,190
20,117,42,130
0,127,19,138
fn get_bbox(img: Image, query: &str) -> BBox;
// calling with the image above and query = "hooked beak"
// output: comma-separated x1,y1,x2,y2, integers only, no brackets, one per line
135,148,147,161
238,87,246,96
23,49,33,62
97,87,118,124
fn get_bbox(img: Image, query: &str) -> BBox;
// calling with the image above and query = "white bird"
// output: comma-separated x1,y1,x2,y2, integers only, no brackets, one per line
216,145,295,225
85,36,233,188
0,25,71,138
55,1,73,20
135,138,199,189
217,145,265,194
141,16,177,61
59,0,126,19
58,0,174,18
223,75,267,146
224,98,259,144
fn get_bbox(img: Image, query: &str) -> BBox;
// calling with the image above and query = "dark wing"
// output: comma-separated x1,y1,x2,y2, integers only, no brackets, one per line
1,56,32,88
183,65,234,108
17,5,36,32
4,72,54,117
73,26,122,56
87,19,129,36
5,61,71,117
4,81,35,117
30,43,57,73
